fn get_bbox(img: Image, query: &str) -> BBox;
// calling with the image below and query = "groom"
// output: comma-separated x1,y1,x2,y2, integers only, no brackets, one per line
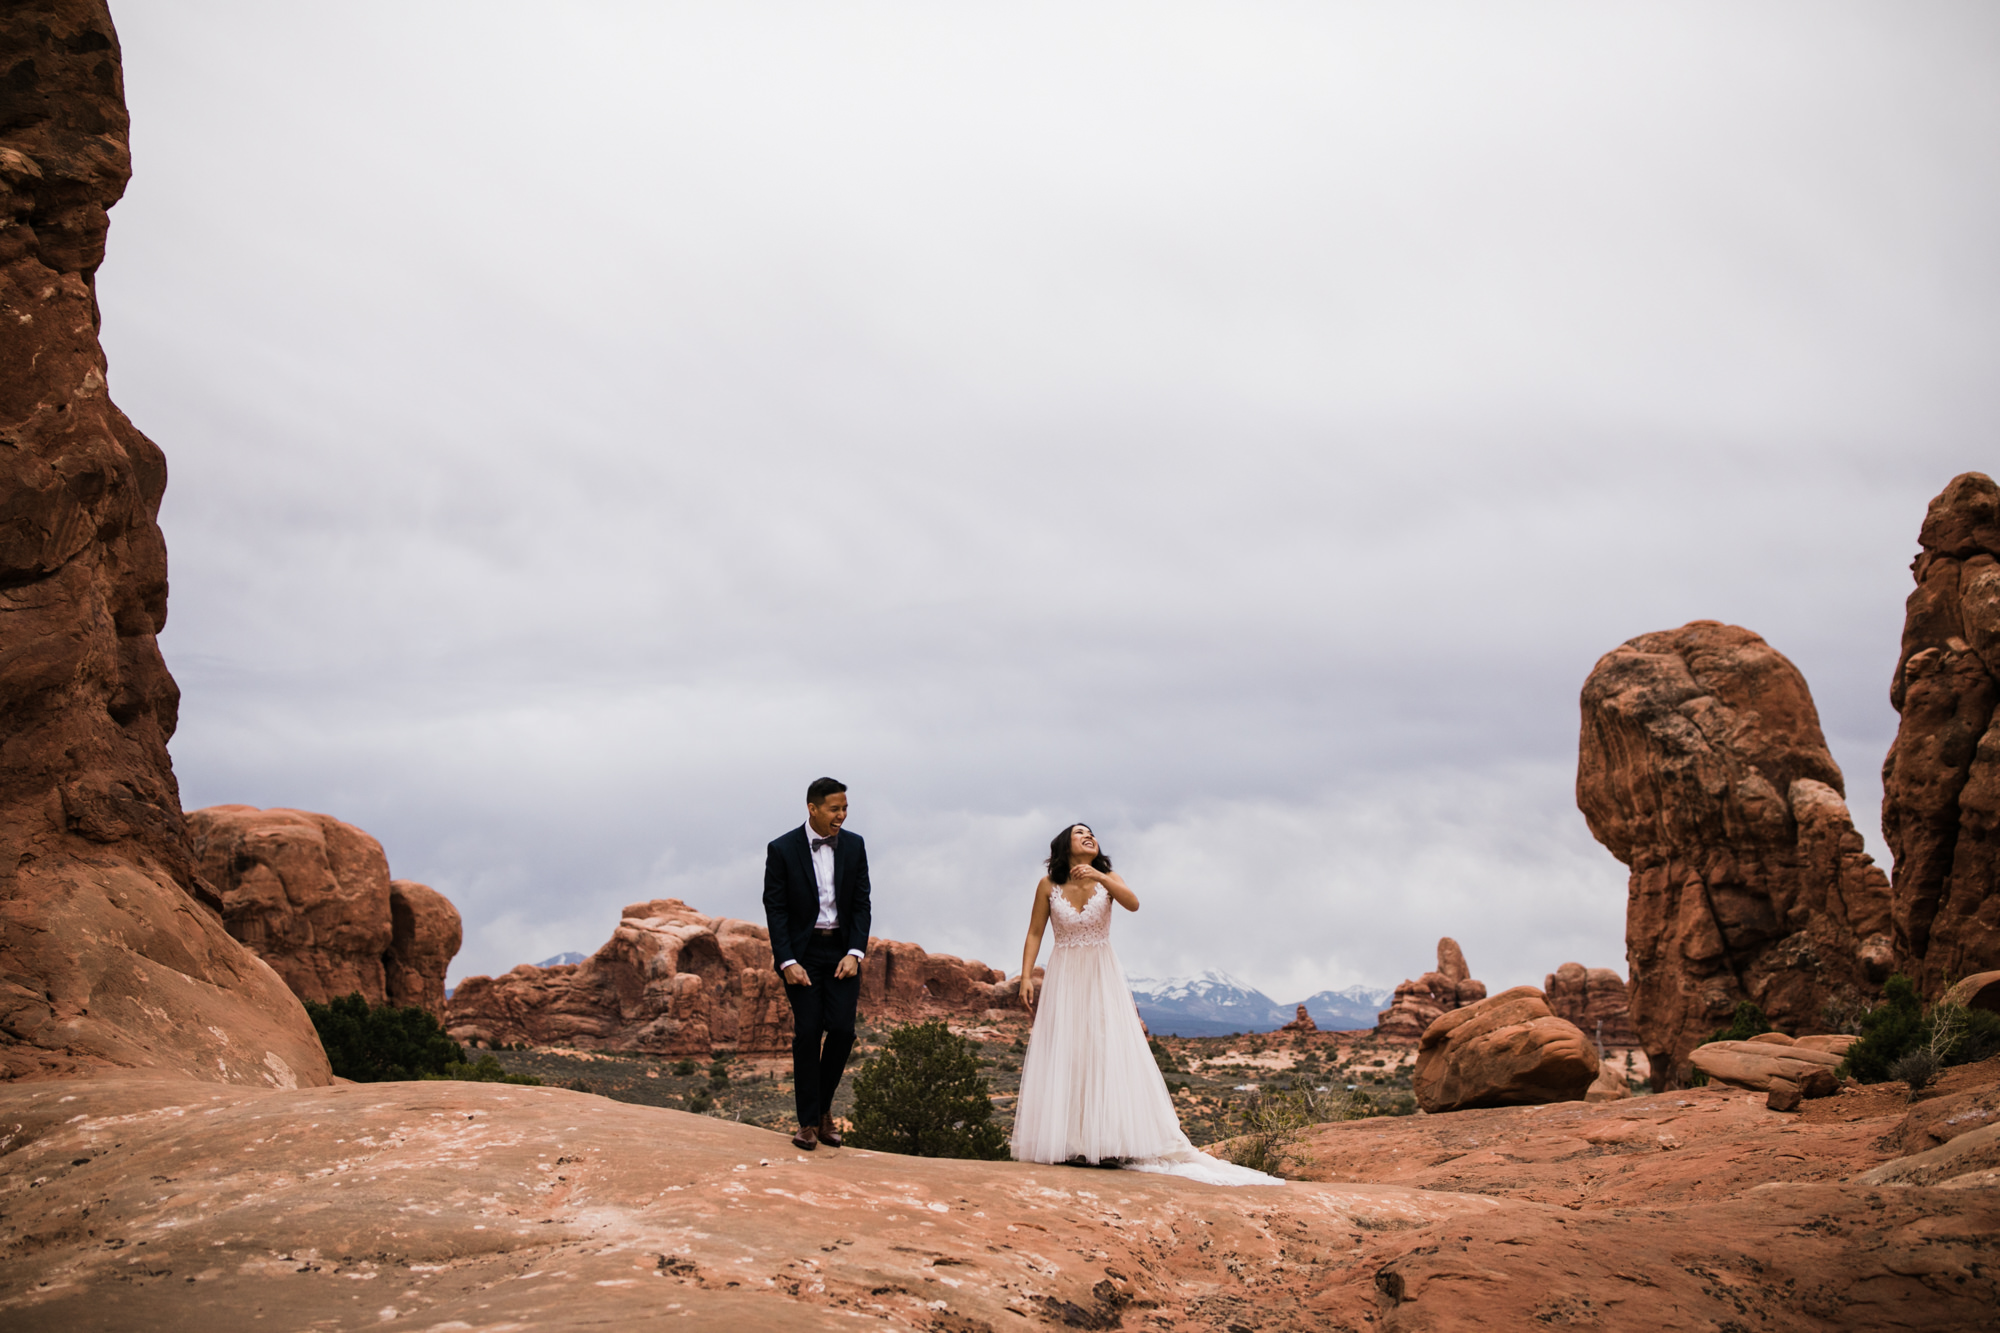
763,776,871,1151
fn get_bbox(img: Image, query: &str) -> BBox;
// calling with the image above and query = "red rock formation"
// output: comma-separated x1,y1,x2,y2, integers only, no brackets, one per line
1883,472,2000,997
385,879,461,1015
0,4,330,1088
1577,621,1892,1086
1542,962,1640,1050
1374,936,1487,1039
1412,985,1600,1112
1279,1004,1317,1033
446,899,1018,1054
183,805,461,1017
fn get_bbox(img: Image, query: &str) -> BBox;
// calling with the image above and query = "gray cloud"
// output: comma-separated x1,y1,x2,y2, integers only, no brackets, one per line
99,3,1999,996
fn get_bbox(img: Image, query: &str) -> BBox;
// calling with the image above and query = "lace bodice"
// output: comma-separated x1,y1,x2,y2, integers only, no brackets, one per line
1048,882,1112,949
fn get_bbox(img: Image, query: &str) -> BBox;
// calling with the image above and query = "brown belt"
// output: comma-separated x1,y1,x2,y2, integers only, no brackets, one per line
811,927,841,937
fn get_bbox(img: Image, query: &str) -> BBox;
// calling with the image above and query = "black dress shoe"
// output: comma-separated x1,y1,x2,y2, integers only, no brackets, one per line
792,1125,818,1151
818,1116,843,1148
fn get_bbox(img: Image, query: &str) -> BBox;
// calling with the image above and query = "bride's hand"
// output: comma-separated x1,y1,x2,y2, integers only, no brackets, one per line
1068,865,1102,884
1019,978,1036,1012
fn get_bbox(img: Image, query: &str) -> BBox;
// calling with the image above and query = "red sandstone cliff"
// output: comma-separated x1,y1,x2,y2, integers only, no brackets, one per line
1883,472,2000,997
186,805,462,1016
446,898,1019,1054
0,3,329,1087
1577,621,1891,1086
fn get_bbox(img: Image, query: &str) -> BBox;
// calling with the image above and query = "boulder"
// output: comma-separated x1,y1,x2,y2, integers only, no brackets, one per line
1584,1061,1630,1102
0,4,330,1088
446,898,1017,1055
1542,962,1641,1049
1688,1039,1843,1095
185,806,461,1017
1942,970,2000,1014
1793,1033,1859,1056
1883,473,2000,997
1577,621,1893,1086
1412,985,1601,1112
1766,1077,1802,1112
1376,937,1488,1039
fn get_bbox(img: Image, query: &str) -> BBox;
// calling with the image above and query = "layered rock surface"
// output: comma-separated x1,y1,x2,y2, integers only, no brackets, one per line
0,2,329,1088
447,898,1017,1055
185,805,461,1016
1374,936,1487,1039
6,1060,1995,1330
1578,621,1893,1085
1883,472,2000,996
1412,985,1600,1112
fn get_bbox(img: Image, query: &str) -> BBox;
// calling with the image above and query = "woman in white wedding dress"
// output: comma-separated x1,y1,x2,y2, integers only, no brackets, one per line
1011,824,1281,1186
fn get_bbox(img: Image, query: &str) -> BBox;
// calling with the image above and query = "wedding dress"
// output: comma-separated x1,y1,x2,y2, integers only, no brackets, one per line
1010,882,1282,1186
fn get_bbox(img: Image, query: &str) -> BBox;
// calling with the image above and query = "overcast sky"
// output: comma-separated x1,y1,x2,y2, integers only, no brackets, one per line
100,3,1998,1001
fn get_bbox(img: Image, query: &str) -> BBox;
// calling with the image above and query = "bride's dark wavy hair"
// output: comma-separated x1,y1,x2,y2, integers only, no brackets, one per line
1046,824,1111,885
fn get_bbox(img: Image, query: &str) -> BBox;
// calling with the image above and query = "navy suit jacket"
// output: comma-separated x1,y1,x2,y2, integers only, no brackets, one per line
762,826,872,974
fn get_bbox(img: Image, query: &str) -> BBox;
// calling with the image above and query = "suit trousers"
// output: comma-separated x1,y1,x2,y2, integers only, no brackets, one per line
784,933,861,1127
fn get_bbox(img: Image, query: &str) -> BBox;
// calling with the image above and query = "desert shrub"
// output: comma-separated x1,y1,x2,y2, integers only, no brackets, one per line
1712,1001,1776,1044
1226,1087,1367,1177
686,1087,714,1114
427,1054,541,1086
1149,1037,1182,1074
671,1057,698,1076
1843,974,2000,1084
708,1056,732,1084
1889,1048,1941,1096
847,1020,1009,1160
305,994,466,1082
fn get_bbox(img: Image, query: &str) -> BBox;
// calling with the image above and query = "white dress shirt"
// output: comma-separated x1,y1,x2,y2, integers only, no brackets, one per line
778,822,866,973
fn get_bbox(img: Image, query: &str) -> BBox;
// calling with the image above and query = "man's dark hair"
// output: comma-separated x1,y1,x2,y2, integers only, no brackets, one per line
807,777,847,806
1046,823,1111,885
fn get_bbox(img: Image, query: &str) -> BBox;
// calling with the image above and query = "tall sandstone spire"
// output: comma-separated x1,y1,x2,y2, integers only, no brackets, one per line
0,2,331,1085
1577,622,1891,1085
1882,471,2000,996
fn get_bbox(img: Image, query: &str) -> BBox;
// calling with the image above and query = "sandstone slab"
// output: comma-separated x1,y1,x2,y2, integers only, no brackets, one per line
6,1065,1999,1332
1689,1039,1844,1094
1413,985,1600,1112
1577,620,1893,1085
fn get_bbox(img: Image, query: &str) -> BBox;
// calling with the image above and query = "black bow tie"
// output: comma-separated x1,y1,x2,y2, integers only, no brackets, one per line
811,835,837,853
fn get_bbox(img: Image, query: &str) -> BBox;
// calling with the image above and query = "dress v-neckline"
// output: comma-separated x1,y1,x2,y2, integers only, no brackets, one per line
1054,882,1104,916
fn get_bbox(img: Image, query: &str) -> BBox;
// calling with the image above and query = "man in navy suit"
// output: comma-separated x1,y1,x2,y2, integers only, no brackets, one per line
763,776,871,1150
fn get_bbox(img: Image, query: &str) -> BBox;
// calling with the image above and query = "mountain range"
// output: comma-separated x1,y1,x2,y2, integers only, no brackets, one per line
1125,971,1393,1037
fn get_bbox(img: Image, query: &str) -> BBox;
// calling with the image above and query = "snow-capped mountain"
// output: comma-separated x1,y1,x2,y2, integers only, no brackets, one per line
1127,972,1391,1036
1295,985,1395,1031
535,951,588,967
1126,971,1289,1037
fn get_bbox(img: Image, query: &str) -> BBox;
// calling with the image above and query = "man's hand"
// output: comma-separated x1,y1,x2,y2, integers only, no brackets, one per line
783,963,811,987
835,954,859,981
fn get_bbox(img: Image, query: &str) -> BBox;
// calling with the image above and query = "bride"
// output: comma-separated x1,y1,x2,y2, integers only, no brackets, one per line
1010,824,1281,1186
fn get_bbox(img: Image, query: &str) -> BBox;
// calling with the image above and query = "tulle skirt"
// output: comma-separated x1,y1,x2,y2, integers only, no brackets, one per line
1011,942,1282,1187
